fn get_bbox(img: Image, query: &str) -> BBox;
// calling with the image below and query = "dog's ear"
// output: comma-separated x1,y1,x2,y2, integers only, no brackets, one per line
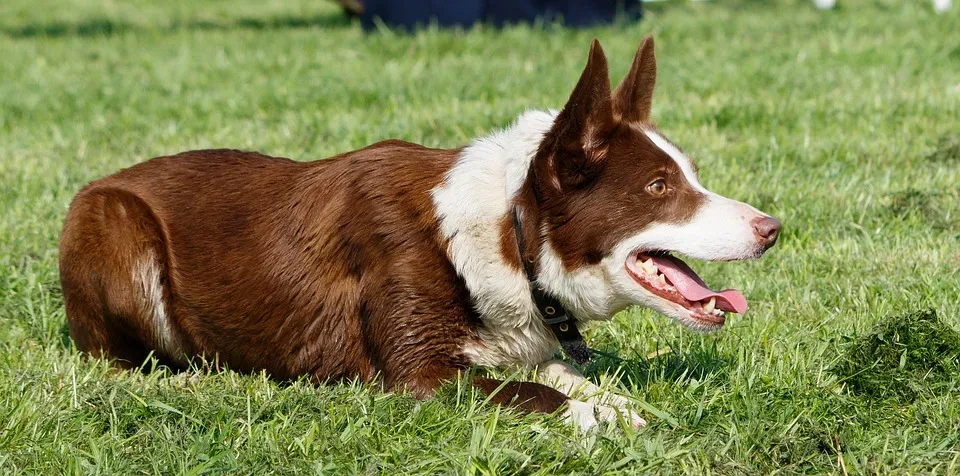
613,35,657,124
540,39,614,192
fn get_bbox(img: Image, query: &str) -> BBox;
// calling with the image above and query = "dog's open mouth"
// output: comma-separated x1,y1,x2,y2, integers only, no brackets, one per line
625,251,747,326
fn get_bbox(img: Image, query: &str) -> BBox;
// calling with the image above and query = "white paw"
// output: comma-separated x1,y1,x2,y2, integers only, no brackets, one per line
596,403,647,429
562,400,646,431
563,400,599,431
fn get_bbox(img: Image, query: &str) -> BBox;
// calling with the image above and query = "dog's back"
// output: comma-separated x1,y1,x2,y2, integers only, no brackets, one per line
59,142,479,393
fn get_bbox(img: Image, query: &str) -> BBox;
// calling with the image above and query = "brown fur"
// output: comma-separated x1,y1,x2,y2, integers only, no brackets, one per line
516,37,705,271
61,143,478,397
472,377,568,414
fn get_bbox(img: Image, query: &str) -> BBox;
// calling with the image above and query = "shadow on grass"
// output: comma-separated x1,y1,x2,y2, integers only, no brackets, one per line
581,341,731,389
2,13,353,39
927,134,960,164
883,188,952,231
57,320,72,351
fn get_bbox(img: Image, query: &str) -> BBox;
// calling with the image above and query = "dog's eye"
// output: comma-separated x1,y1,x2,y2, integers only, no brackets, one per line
646,179,667,196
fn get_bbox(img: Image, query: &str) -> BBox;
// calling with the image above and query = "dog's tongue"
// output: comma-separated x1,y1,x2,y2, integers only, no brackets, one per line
650,255,748,314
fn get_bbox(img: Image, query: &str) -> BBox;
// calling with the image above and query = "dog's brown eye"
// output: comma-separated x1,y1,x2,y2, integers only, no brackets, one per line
647,179,667,196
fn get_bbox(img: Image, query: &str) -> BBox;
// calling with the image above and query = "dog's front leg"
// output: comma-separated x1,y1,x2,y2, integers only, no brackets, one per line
536,360,646,429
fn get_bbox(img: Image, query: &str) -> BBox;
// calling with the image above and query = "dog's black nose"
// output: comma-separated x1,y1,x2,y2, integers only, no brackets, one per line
752,216,781,249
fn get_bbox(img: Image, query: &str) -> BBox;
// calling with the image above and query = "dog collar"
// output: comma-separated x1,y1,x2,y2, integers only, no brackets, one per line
511,207,592,365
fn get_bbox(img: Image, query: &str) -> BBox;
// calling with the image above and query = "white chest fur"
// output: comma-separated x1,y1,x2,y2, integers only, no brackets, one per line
431,110,561,367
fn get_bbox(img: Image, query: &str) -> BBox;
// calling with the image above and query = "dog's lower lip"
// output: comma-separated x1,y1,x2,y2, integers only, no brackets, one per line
690,308,725,325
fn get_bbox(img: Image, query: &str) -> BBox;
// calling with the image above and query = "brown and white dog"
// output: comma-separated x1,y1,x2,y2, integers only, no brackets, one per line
59,36,780,430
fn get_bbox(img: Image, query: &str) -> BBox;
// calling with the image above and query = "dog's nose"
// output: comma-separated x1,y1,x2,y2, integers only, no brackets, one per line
751,216,781,249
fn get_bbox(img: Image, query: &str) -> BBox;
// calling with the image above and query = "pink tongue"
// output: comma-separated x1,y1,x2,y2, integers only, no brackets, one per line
650,256,748,314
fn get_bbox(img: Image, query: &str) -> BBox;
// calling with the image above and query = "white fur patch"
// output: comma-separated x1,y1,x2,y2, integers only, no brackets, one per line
562,399,646,431
134,254,184,362
538,240,623,321
611,196,767,262
642,128,707,193
537,361,646,429
537,360,630,407
641,127,771,261
433,110,561,367
538,360,593,395
562,400,601,431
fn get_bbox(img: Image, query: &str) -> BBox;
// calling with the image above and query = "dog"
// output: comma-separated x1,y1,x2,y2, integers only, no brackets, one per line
59,36,780,430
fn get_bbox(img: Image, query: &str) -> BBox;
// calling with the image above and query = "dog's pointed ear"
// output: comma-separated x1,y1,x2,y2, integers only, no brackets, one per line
541,39,615,191
614,35,657,124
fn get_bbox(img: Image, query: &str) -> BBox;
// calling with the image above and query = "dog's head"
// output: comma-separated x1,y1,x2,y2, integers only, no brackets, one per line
530,37,781,331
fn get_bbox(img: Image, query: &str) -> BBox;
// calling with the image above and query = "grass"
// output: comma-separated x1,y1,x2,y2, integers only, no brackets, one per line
1,0,959,473
830,309,960,402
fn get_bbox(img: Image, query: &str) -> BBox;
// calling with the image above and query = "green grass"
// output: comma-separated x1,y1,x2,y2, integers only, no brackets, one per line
830,309,960,402
2,0,959,473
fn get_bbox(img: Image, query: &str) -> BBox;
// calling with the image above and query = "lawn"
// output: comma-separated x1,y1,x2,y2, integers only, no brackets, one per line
1,0,959,473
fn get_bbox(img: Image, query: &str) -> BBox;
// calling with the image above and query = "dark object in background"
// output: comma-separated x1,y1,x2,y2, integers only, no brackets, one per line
351,0,643,30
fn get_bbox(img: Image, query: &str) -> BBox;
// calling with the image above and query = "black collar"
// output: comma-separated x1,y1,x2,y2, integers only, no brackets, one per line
512,207,592,365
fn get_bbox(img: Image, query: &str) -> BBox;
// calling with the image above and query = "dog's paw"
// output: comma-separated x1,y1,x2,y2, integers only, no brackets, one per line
562,400,600,431
596,403,647,429
562,399,646,431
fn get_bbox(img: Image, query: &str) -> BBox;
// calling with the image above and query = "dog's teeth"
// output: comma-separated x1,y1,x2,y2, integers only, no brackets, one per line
657,274,667,286
703,297,716,313
712,309,724,316
641,259,657,274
